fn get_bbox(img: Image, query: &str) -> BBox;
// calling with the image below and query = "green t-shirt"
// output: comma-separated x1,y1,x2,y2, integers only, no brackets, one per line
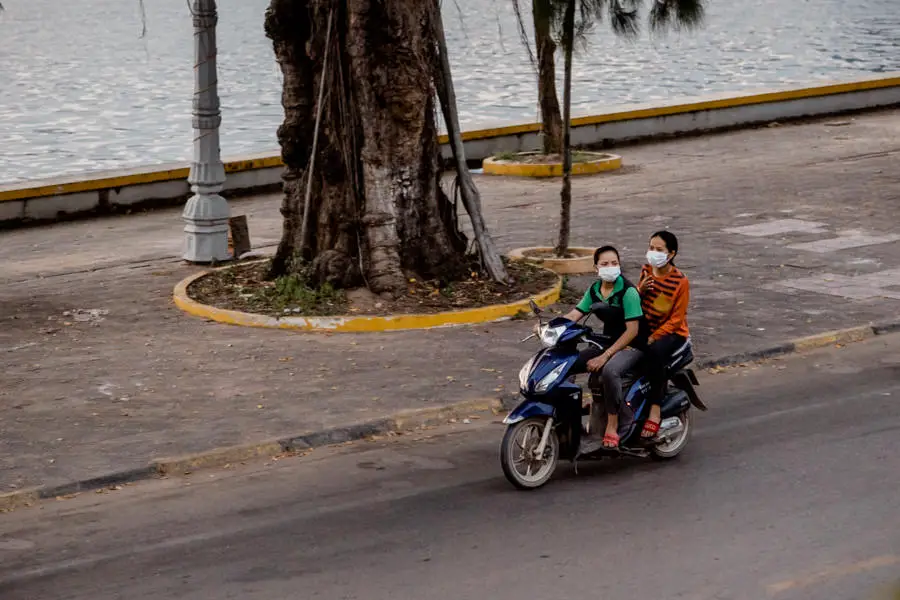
575,276,643,321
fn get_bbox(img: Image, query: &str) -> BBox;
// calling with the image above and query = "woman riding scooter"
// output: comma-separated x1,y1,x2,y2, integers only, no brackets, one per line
561,246,648,450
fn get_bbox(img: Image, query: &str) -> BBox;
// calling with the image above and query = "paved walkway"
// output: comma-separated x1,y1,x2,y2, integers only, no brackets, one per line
2,109,900,491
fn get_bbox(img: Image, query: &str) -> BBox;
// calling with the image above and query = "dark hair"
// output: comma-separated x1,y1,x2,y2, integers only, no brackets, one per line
593,245,620,265
650,230,678,263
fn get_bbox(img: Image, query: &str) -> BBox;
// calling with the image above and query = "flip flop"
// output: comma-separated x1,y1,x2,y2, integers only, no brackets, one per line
641,419,660,438
602,433,620,449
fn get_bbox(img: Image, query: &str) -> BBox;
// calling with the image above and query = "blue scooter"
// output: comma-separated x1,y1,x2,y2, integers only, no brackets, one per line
500,300,708,490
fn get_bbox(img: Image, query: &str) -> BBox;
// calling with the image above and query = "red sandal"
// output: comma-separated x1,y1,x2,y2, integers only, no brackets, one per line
602,433,620,449
641,419,660,438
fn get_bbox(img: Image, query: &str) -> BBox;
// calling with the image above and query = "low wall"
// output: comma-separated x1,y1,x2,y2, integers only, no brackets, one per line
2,73,899,226
0,157,283,226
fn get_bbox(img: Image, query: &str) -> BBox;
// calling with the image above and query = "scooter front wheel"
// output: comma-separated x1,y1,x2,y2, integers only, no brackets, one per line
500,417,559,490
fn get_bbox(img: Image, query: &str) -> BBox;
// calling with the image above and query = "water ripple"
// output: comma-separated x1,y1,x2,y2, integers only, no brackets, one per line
0,0,898,183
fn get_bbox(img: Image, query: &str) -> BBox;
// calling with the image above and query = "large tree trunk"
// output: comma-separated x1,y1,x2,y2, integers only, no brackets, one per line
533,0,563,155
265,0,468,294
556,0,575,258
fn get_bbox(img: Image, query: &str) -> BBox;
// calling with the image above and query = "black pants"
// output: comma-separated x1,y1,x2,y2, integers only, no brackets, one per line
644,334,688,405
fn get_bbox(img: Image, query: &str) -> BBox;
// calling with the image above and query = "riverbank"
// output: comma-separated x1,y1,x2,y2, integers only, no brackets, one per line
1,73,899,227
2,109,900,495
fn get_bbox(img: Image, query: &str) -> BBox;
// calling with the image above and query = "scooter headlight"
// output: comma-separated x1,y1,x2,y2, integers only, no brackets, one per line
535,362,567,393
539,324,567,348
518,355,537,390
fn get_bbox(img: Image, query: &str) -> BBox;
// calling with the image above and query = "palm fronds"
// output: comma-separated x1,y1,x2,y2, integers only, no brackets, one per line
649,0,706,32
510,0,706,54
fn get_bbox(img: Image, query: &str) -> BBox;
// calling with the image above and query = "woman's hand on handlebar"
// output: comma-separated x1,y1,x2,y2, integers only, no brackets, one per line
563,309,584,322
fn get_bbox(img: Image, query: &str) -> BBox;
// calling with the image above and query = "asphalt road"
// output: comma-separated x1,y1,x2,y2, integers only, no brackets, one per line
1,335,899,600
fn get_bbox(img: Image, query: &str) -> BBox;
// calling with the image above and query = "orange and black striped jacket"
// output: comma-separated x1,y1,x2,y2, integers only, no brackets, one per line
638,264,690,340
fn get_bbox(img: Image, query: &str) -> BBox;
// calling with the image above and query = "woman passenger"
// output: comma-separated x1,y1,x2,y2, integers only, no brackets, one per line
637,231,691,438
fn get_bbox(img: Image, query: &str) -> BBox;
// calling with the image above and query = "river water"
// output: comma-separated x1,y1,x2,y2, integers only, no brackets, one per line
0,0,898,183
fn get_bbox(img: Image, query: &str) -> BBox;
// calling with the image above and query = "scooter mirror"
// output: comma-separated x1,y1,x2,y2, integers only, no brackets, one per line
529,299,541,315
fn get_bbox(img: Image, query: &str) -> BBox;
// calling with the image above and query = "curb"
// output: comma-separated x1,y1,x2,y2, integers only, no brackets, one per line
0,398,504,513
697,321,898,370
173,268,562,333
3,320,898,512
508,246,596,275
482,152,622,178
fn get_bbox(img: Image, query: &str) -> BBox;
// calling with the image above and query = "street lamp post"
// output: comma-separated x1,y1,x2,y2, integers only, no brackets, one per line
183,0,229,263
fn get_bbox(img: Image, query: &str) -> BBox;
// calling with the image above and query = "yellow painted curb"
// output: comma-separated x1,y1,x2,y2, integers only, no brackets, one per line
482,152,622,178
508,246,596,275
0,155,284,203
0,489,39,512
173,268,562,332
154,441,286,476
389,398,503,430
792,325,875,352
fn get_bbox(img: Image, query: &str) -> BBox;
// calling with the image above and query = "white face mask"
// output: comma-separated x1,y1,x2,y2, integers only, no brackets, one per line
646,250,670,268
597,266,621,282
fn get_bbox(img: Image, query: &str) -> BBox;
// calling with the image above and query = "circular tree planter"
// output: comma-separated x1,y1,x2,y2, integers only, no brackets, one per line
483,151,621,178
173,261,563,333
508,247,595,275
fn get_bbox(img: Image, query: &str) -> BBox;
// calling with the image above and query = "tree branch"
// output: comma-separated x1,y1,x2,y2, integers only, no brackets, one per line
434,0,509,283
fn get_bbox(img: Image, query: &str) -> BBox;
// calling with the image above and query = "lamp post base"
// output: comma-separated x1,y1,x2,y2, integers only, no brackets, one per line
182,191,230,263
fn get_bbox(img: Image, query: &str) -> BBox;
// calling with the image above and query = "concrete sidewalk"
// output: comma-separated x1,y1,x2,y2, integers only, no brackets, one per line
2,109,900,493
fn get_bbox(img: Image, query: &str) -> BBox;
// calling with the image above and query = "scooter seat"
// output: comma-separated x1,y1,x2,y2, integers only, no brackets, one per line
664,337,694,374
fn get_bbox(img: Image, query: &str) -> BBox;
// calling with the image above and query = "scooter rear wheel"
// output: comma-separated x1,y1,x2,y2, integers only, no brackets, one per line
650,409,692,460
500,417,559,490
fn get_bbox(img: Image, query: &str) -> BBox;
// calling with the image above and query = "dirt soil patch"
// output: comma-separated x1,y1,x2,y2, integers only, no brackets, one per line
188,259,559,317
492,151,609,164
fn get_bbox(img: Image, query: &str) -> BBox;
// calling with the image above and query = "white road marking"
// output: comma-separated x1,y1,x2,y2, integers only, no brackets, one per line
767,267,900,300
0,539,36,551
787,231,900,253
724,218,827,237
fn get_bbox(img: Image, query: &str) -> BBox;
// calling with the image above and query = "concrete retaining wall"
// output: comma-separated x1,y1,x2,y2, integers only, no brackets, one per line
0,158,283,226
2,73,899,227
